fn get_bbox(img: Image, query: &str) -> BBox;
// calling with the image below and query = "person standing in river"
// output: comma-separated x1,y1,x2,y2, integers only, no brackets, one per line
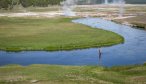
98,48,102,65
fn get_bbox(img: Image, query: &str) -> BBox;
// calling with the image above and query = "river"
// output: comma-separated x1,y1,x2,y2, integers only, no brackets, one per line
0,17,146,67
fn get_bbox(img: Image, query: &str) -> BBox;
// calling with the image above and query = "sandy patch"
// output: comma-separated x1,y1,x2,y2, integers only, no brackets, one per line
0,11,63,18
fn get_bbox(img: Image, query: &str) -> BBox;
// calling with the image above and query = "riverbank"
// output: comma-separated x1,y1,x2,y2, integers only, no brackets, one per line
0,17,123,51
113,15,146,30
0,64,146,84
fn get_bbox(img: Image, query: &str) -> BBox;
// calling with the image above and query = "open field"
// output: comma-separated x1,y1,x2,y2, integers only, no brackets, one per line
0,64,146,84
0,17,123,51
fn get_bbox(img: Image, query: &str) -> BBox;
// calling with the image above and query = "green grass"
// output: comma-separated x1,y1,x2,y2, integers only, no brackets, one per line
27,6,60,12
0,64,146,84
0,17,124,51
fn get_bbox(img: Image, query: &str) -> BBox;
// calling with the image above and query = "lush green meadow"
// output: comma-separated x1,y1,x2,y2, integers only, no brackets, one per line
0,17,124,51
0,64,146,84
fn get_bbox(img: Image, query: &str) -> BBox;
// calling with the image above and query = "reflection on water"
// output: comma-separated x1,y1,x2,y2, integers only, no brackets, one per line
0,18,146,67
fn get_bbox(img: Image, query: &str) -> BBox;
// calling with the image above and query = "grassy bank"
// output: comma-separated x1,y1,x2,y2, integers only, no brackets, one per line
0,17,124,51
0,64,146,84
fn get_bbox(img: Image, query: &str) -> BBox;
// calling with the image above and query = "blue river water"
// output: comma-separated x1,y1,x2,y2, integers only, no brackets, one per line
0,18,146,67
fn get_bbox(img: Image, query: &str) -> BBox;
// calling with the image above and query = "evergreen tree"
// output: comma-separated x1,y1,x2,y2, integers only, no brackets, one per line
19,0,33,8
0,0,11,9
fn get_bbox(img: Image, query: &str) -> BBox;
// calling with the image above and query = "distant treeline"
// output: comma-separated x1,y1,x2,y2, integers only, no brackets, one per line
99,0,146,4
77,0,146,5
0,0,63,10
125,0,146,4
0,0,146,10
